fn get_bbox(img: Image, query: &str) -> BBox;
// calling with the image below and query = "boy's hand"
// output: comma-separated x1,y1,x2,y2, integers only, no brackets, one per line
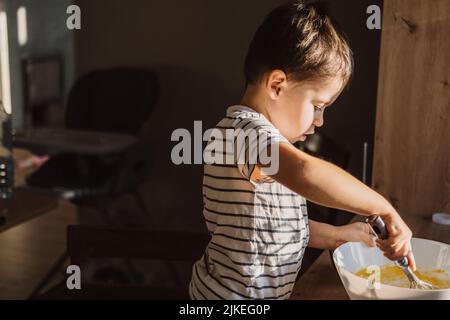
334,222,375,249
375,213,416,271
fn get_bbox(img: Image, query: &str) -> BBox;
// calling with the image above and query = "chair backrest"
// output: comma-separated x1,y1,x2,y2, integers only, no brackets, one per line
65,68,159,134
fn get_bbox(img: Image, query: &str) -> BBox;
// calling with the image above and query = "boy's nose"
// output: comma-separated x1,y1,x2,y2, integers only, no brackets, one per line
314,115,324,127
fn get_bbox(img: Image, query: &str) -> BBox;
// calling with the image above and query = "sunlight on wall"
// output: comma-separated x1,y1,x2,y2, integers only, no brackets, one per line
17,6,27,47
0,11,12,115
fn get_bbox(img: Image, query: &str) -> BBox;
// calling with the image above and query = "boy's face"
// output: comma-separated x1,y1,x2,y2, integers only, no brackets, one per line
267,75,344,143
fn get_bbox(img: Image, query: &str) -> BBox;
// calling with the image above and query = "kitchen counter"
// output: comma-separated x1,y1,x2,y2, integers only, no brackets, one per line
290,215,450,300
0,149,58,232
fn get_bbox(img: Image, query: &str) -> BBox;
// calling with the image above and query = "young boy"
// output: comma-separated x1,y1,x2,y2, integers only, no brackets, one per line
189,1,415,300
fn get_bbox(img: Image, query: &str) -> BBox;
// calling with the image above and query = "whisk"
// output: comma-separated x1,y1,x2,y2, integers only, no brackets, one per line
366,216,436,290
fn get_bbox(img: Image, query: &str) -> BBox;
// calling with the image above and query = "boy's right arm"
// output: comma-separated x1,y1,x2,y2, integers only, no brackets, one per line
268,142,415,270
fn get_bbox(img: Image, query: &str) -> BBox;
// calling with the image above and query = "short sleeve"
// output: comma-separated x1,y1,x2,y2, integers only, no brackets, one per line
233,118,290,180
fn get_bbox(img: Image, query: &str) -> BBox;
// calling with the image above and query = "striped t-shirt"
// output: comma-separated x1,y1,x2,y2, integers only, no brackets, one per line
189,105,309,300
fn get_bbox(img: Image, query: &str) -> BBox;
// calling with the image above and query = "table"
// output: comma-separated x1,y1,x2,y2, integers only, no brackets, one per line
13,128,137,155
0,188,58,233
291,215,450,299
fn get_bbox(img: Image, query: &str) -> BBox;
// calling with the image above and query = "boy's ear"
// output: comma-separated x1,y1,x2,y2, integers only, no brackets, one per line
265,70,288,100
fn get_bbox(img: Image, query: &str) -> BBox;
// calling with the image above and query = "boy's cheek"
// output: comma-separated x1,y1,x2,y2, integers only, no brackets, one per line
275,117,303,140
273,103,314,138
297,105,315,133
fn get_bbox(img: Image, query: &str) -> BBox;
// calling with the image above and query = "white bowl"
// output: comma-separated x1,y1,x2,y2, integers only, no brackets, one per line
332,238,450,300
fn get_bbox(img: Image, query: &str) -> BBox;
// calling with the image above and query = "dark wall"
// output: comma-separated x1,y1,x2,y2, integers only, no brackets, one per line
73,0,383,230
322,0,383,184
74,0,293,231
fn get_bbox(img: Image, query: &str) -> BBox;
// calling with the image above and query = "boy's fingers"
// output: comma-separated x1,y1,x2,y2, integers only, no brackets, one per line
383,251,405,261
376,239,397,251
377,239,411,261
361,232,376,247
390,245,411,259
407,251,417,272
375,239,383,249
356,223,376,247
377,235,405,247
385,250,408,261
377,237,409,253
383,252,397,260
384,240,407,254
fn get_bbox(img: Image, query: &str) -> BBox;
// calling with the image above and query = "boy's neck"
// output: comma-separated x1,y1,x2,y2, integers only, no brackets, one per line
240,84,273,123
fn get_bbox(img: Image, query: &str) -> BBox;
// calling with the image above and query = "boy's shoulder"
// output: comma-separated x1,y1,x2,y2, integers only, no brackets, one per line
226,105,261,119
222,105,286,140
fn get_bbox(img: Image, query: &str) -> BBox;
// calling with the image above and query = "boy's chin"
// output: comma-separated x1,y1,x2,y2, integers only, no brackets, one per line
295,134,307,142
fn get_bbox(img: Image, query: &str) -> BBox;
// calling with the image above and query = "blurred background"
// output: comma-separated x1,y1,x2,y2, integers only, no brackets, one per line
0,0,385,299
0,0,447,300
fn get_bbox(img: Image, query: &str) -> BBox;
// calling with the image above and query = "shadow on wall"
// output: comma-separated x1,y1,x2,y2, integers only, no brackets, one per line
79,63,238,232
75,64,238,290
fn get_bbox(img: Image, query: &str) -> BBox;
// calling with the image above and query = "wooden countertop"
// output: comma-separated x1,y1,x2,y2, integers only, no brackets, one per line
290,215,450,300
0,188,58,233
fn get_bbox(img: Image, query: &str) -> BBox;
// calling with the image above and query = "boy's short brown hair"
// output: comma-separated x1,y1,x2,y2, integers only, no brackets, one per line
244,0,353,87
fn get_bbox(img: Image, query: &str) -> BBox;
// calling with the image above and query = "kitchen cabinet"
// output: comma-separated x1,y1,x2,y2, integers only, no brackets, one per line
372,0,450,218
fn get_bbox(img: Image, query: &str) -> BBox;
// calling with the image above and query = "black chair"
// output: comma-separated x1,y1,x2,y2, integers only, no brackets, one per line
24,68,159,201
18,68,159,299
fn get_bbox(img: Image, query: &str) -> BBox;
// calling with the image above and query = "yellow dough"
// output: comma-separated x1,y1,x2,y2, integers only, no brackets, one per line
354,265,450,289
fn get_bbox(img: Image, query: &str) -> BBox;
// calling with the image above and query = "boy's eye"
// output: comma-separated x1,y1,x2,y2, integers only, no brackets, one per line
314,106,323,112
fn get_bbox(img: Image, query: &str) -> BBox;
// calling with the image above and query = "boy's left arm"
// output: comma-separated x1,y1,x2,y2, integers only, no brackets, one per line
308,220,375,250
